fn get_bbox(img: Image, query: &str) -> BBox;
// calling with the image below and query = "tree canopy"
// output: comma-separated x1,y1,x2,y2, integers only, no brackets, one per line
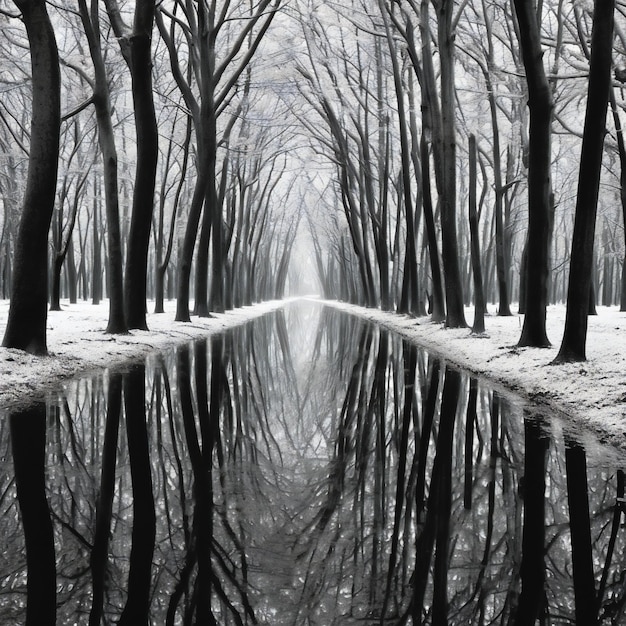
0,0,622,360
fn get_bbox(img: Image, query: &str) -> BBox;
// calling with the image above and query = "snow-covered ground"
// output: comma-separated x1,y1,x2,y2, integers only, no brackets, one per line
1,297,626,452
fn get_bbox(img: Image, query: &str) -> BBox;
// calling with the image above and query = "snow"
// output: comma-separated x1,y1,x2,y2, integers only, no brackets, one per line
1,296,626,453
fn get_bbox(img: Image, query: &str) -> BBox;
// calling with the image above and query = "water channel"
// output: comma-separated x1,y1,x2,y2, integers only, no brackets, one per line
1,302,625,624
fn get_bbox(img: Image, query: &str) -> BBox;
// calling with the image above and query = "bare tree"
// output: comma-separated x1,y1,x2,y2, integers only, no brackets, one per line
514,0,554,348
555,0,616,362
157,0,281,321
2,0,61,354
433,0,467,328
105,0,158,330
76,0,127,333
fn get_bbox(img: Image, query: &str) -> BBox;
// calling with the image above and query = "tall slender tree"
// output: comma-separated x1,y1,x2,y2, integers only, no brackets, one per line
2,0,61,354
105,0,158,330
76,0,127,333
433,0,466,327
555,0,615,362
157,0,281,322
468,134,486,334
514,0,554,348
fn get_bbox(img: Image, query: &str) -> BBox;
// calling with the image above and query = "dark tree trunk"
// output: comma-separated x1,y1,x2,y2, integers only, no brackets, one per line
377,83,392,311
50,254,64,312
49,208,63,312
617,86,626,309
78,0,127,333
2,0,61,355
436,0,466,328
589,272,598,314
194,186,213,317
380,1,419,316
92,184,103,305
514,0,554,347
96,97,126,332
66,238,78,303
404,7,446,321
518,237,528,314
175,162,209,322
11,404,56,626
421,136,446,323
481,35,512,317
468,135,486,334
555,0,615,361
50,177,82,311
121,0,159,330
155,116,191,314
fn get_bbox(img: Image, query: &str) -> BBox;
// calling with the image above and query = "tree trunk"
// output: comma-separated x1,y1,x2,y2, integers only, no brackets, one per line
78,0,127,333
421,141,446,323
2,0,61,355
609,86,626,310
96,102,126,333
175,162,209,322
468,135,486,334
50,255,64,312
490,98,512,317
194,191,213,316
154,117,190,314
50,175,83,311
380,1,420,316
67,238,78,303
555,0,615,362
121,0,159,330
514,0,553,348
436,0,466,328
92,181,103,305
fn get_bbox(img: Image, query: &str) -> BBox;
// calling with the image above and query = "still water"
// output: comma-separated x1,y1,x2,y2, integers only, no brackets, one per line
1,302,626,625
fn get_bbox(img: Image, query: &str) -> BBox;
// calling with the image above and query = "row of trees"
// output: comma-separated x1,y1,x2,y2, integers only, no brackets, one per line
0,0,624,361
300,0,621,360
0,0,299,354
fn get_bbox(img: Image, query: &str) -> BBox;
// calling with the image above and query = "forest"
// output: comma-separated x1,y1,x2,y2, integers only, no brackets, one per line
0,0,622,360
4,2,626,623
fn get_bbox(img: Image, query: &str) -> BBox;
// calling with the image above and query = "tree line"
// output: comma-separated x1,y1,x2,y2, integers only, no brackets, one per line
0,0,295,354
0,0,623,362
299,0,620,361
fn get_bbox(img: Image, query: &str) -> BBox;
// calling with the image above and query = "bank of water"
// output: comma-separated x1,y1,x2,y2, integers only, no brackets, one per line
0,302,625,624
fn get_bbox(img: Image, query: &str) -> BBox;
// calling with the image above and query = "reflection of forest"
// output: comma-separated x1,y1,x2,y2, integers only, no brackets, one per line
0,303,625,624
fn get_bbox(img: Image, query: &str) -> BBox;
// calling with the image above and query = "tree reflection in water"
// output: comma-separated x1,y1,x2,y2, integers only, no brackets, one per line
1,302,626,624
